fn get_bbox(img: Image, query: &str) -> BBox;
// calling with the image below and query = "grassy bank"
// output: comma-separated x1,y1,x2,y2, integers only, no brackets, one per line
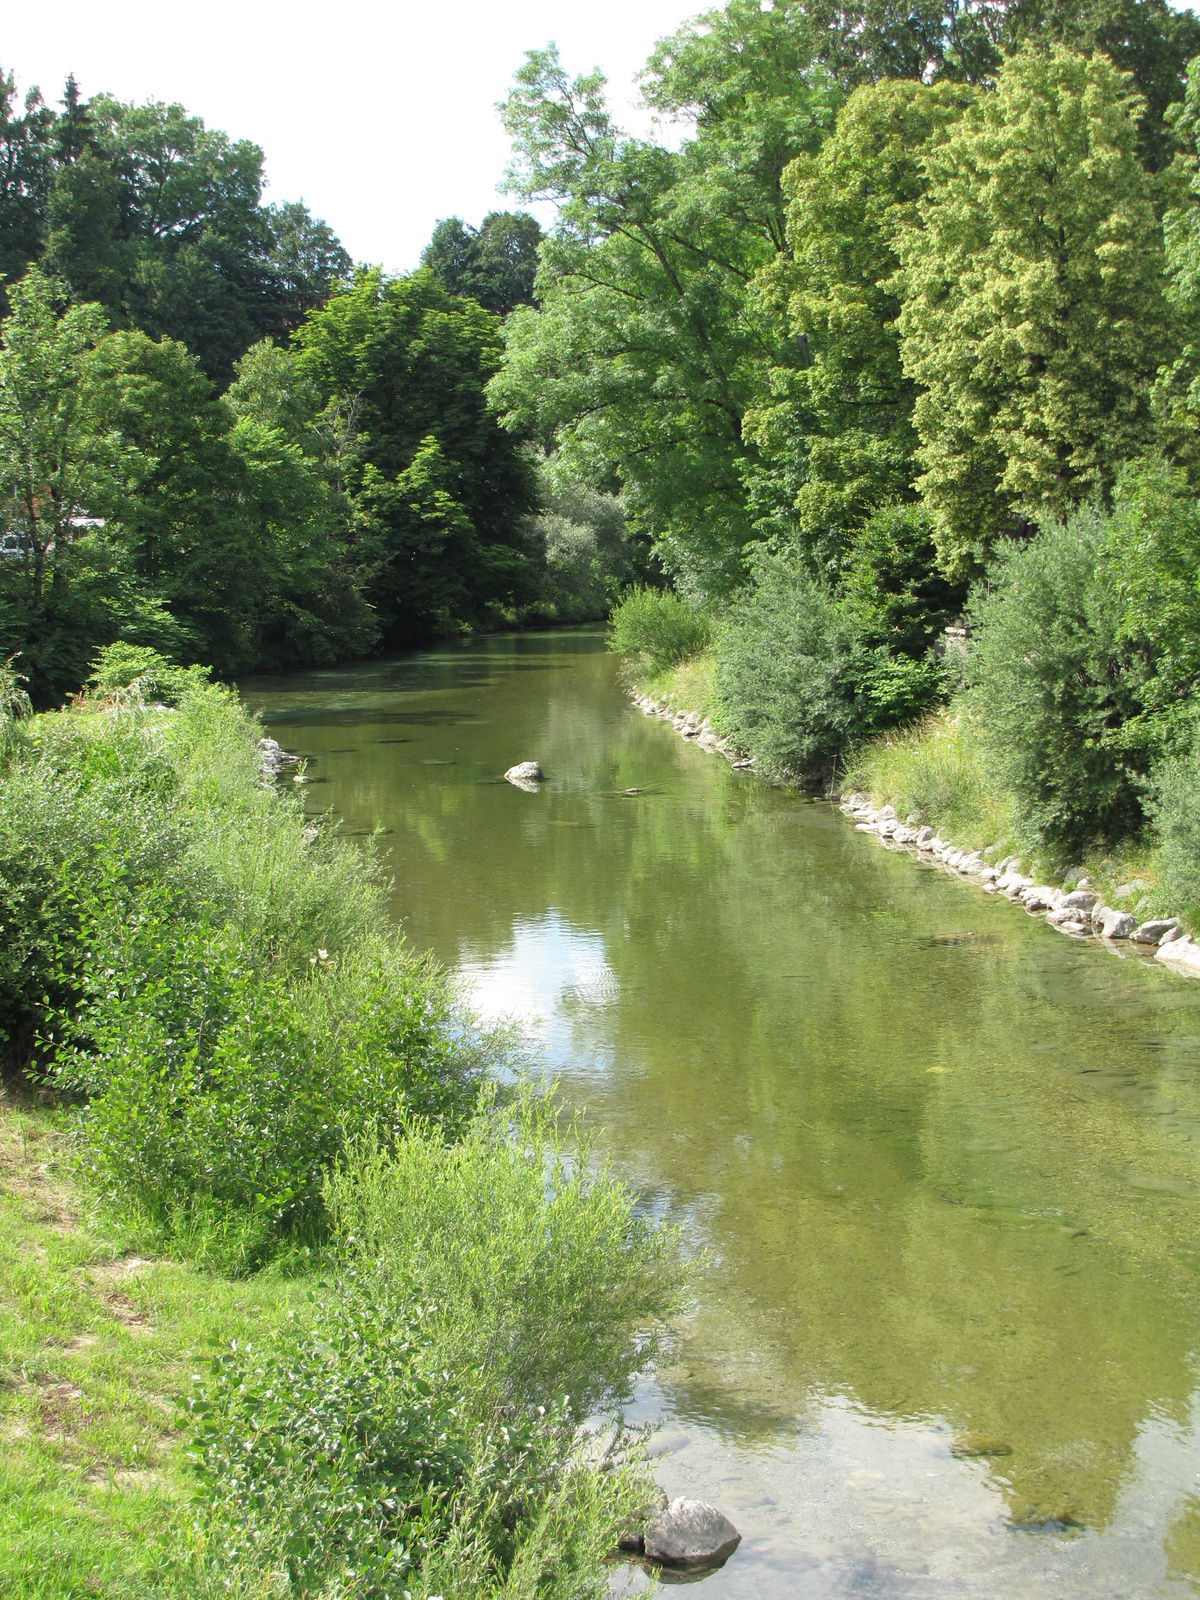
0,1091,302,1599
624,638,1183,933
843,708,1178,930
0,649,682,1599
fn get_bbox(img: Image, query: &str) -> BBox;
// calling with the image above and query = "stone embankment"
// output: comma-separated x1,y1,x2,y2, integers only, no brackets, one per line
840,792,1200,977
629,689,1200,980
630,692,753,769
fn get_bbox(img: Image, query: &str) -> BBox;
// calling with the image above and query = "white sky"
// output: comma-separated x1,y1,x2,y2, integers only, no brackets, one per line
3,0,701,272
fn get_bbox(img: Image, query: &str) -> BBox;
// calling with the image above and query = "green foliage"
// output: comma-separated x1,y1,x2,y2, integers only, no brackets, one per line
0,660,485,1254
745,78,966,566
714,554,866,777
1105,456,1200,745
527,461,639,623
189,1280,473,1595
841,502,966,660
607,586,712,674
1147,717,1200,916
492,23,841,596
185,1099,680,1597
843,707,1013,847
295,270,540,644
326,1093,683,1425
966,505,1150,853
57,905,477,1249
421,211,543,315
897,47,1170,574
1,70,349,381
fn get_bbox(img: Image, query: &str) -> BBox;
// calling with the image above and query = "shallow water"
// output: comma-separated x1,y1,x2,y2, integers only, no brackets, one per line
245,630,1200,1598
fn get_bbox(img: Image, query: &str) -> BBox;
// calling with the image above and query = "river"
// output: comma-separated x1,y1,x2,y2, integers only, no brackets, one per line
245,628,1200,1599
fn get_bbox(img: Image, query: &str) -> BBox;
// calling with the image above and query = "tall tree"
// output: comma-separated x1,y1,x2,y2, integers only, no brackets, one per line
743,76,968,569
491,15,841,595
422,211,542,314
896,46,1170,574
294,269,540,643
0,70,350,383
0,70,55,307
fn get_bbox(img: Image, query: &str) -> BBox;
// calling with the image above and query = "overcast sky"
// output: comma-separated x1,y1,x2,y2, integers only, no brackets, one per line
3,0,701,272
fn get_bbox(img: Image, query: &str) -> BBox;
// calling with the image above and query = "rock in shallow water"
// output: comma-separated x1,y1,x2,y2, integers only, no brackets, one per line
1157,936,1200,975
642,1497,741,1568
504,760,544,786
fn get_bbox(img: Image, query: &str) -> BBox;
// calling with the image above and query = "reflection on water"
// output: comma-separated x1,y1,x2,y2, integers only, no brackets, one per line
244,631,1200,1598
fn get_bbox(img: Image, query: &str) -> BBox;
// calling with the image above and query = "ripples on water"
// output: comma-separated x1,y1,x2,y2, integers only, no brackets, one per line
245,631,1200,1599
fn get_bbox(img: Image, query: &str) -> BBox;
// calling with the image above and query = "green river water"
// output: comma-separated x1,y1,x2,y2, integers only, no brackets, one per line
245,629,1200,1599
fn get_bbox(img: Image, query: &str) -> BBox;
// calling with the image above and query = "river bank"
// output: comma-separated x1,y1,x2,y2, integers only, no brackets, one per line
627,662,1200,976
0,646,680,1600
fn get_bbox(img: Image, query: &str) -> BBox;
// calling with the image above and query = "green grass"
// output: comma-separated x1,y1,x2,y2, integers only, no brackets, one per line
843,706,1183,926
0,1088,308,1599
629,648,726,726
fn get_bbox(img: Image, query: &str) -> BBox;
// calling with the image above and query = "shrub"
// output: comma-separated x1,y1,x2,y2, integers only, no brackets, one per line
189,1279,474,1596
607,585,711,673
0,651,489,1255
714,554,866,779
841,503,966,661
1148,722,1200,917
966,505,1149,854
187,1100,679,1598
55,897,482,1251
529,472,635,623
324,1090,684,1424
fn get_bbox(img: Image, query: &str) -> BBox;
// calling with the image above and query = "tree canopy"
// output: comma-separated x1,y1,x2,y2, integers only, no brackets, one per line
421,211,543,315
0,68,350,382
896,46,1169,573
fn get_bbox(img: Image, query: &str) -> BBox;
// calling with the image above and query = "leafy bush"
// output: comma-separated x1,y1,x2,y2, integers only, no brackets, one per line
0,650,489,1259
966,505,1149,854
189,1280,474,1596
187,1100,679,1598
325,1091,683,1425
529,470,636,623
714,554,866,779
607,586,711,674
1106,455,1200,747
841,502,966,661
56,899,480,1252
1148,721,1200,917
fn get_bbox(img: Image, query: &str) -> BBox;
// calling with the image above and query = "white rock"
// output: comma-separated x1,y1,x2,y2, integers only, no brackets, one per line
1096,908,1137,940
1131,919,1180,945
877,804,897,821
504,761,544,785
1157,937,1200,975
643,1498,741,1568
1023,886,1059,911
1062,890,1098,912
915,826,934,846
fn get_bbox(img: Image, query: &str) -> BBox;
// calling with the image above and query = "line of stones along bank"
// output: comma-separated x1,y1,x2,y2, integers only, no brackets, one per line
840,791,1200,979
631,693,754,769
628,692,1200,983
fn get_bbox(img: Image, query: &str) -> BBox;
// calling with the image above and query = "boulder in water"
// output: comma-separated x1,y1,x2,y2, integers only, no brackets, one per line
504,761,544,789
642,1497,741,1569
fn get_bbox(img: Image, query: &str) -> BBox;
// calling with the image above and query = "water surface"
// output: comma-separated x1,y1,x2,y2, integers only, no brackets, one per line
245,630,1200,1599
